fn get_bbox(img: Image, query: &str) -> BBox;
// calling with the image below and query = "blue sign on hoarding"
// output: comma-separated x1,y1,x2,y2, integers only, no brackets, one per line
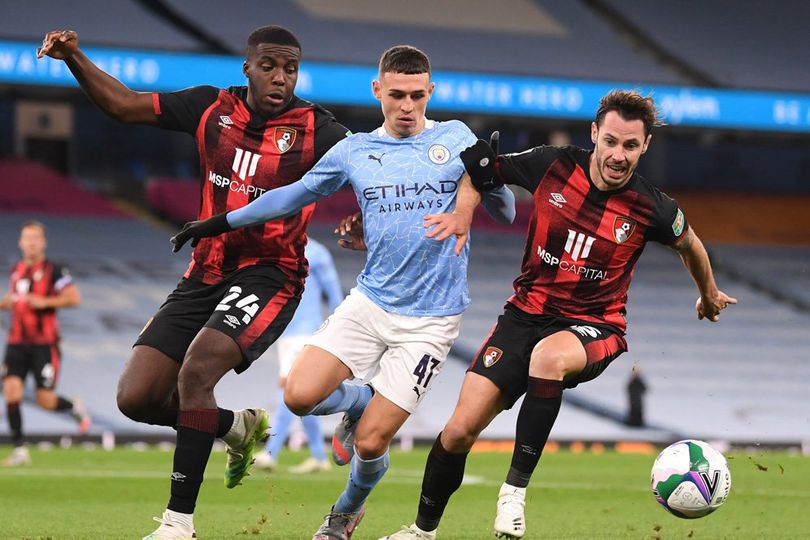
3,40,810,133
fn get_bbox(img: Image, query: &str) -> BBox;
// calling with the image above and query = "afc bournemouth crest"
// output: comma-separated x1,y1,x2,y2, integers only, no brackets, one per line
613,216,637,244
483,346,503,368
273,127,297,154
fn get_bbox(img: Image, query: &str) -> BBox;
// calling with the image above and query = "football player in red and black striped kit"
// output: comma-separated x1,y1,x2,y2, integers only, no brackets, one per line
382,91,738,540
1,221,90,467
38,26,350,538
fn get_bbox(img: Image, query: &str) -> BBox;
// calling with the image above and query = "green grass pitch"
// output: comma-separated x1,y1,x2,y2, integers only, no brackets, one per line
0,446,807,539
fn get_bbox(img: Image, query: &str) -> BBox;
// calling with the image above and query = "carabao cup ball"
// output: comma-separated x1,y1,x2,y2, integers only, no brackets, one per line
651,439,732,519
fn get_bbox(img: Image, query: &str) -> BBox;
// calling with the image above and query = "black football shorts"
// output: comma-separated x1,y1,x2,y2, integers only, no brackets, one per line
134,264,301,373
2,344,62,389
468,304,627,409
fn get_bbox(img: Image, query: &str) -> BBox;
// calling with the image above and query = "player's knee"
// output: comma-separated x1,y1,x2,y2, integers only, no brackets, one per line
176,359,218,398
530,346,571,380
283,388,317,416
116,390,145,422
282,375,321,415
354,430,390,458
441,420,478,452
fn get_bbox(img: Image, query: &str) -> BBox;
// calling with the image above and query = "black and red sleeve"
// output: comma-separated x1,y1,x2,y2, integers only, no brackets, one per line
496,145,565,193
313,105,351,162
646,186,689,245
50,263,74,293
152,85,220,135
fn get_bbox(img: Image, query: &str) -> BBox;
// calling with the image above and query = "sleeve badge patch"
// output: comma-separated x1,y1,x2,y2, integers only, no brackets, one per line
672,208,685,237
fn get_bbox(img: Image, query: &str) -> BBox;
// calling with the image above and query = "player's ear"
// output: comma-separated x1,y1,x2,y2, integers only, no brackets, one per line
590,122,598,144
372,80,382,101
641,134,652,154
426,81,435,100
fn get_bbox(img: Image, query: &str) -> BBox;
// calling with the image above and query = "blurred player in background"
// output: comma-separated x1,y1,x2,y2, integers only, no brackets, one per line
37,26,350,540
171,45,515,540
383,90,737,540
1,221,89,467
254,238,344,474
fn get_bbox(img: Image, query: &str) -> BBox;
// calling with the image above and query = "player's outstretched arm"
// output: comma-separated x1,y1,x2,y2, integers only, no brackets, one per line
0,293,13,310
171,181,321,252
37,30,157,125
672,227,738,322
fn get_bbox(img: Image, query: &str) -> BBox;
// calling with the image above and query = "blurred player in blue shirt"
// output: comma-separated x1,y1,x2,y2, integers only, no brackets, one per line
172,45,515,539
254,239,344,473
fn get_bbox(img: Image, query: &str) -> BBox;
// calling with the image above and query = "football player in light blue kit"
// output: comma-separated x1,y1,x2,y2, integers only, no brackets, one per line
253,238,344,474
171,45,516,540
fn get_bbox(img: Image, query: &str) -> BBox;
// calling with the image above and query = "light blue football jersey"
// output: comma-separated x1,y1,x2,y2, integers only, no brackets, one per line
301,119,477,316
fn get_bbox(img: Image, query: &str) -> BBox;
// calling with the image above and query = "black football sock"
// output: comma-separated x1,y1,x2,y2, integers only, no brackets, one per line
7,401,23,447
55,396,74,412
168,408,218,514
505,377,564,488
415,434,469,532
215,408,235,439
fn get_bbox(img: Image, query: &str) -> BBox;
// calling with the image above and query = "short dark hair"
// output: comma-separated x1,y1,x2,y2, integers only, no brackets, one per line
595,90,664,137
21,220,46,234
378,45,431,77
246,26,301,57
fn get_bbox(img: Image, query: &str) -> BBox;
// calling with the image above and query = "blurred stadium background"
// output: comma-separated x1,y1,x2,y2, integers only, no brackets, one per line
1,0,809,456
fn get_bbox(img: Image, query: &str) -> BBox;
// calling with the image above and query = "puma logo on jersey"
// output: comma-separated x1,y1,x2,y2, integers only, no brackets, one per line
368,153,385,166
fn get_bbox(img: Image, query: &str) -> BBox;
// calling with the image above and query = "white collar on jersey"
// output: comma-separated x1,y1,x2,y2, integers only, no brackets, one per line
375,119,435,139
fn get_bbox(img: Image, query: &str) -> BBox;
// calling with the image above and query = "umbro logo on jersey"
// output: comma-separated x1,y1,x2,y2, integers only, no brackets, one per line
368,153,385,166
273,127,297,154
232,148,261,180
548,193,567,208
564,229,595,262
218,115,233,129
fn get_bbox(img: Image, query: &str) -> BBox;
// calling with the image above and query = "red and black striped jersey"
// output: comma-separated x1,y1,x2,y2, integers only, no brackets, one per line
153,86,349,285
6,259,73,345
497,145,688,333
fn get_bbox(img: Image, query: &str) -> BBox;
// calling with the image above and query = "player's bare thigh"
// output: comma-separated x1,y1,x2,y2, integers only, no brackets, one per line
354,392,411,459
284,344,353,415
441,371,506,453
116,345,181,416
529,330,587,381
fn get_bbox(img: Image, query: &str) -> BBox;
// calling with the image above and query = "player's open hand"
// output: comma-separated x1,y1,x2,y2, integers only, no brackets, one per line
335,212,366,251
696,290,737,322
424,212,471,256
170,213,232,253
37,30,78,60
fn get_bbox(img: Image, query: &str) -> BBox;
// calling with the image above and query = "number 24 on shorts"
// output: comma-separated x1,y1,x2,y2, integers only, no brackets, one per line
215,286,260,325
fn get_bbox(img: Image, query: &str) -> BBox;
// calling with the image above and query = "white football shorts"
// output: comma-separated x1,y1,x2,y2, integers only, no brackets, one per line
306,288,462,413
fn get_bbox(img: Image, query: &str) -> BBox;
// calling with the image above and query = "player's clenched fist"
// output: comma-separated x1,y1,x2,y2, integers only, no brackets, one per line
37,30,79,60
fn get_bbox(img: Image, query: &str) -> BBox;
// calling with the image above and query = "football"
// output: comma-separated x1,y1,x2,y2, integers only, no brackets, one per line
650,439,732,519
